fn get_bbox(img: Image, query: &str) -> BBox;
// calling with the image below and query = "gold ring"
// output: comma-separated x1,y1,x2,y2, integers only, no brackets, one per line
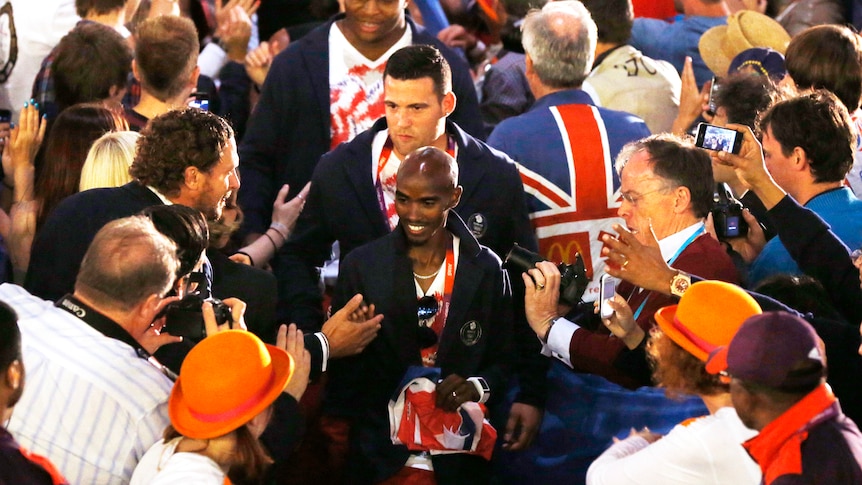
622,260,629,269
536,283,545,290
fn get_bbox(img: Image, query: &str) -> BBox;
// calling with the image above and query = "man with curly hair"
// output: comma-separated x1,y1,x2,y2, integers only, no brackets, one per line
26,107,238,305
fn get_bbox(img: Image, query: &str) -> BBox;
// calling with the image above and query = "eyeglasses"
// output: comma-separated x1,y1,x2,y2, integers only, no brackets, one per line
417,295,439,349
620,186,673,206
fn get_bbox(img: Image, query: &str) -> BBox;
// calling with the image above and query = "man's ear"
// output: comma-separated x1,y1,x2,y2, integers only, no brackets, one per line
131,59,141,82
792,146,809,172
443,91,456,118
5,359,22,391
183,165,202,190
449,185,463,209
188,65,200,92
140,293,164,321
673,185,692,214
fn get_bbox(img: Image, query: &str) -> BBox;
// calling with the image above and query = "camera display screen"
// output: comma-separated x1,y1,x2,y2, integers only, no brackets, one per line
695,123,743,154
725,215,741,238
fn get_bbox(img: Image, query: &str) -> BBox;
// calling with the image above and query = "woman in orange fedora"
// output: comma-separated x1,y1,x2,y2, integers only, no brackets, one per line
130,326,305,485
586,280,764,485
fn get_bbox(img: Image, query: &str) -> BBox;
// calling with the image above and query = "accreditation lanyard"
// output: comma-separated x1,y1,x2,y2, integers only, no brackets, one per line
631,228,705,321
375,135,457,231
421,240,456,366
55,294,177,381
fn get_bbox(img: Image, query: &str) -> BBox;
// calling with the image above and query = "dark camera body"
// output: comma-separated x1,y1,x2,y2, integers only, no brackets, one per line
712,183,748,240
504,245,589,307
161,294,232,341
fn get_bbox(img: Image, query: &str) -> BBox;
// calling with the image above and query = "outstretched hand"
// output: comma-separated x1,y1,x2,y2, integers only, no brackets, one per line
324,294,383,358
277,323,311,401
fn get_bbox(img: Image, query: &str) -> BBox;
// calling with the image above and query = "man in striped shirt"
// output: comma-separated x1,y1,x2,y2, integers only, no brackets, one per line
3,217,180,484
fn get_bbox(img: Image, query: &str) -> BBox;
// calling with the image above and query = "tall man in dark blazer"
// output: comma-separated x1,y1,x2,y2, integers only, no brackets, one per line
280,45,547,450
237,1,484,242
330,146,513,483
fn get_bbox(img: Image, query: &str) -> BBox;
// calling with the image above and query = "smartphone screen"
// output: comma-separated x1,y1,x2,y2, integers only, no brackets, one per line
189,93,209,111
695,123,743,154
599,275,615,319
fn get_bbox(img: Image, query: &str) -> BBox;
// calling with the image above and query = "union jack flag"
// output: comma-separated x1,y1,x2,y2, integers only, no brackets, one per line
517,104,623,301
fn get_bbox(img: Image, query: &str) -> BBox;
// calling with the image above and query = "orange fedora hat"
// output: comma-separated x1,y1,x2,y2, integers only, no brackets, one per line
654,280,761,362
169,330,295,439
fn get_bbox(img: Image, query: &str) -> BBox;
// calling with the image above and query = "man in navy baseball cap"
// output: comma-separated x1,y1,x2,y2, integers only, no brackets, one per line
707,311,862,484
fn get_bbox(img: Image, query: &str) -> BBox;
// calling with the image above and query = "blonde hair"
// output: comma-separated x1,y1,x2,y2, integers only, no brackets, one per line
79,131,138,191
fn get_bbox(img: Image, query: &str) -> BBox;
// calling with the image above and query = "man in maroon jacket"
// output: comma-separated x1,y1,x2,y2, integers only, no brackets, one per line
523,134,738,388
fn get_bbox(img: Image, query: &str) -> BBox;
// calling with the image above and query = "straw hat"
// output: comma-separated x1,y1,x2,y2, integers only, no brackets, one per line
169,330,295,439
653,281,761,362
699,11,791,77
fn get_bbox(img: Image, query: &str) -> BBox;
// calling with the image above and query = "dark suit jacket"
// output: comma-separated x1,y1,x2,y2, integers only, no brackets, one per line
329,213,512,483
237,14,484,236
276,117,547,405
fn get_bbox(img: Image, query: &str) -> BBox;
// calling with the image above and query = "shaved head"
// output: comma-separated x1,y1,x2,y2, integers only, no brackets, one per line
397,146,459,193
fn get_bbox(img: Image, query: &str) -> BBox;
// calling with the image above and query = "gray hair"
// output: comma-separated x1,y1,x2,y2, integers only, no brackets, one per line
521,0,597,89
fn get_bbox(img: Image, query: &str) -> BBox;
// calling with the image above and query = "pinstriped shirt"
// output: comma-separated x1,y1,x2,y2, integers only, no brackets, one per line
1,284,173,484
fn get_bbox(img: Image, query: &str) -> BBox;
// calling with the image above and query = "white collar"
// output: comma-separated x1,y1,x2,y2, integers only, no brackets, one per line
146,186,173,206
658,221,705,262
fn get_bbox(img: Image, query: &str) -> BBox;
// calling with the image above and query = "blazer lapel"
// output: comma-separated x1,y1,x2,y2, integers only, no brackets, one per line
343,142,391,234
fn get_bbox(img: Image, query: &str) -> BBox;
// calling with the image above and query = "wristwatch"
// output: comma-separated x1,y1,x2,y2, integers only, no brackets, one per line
467,376,491,404
670,271,691,297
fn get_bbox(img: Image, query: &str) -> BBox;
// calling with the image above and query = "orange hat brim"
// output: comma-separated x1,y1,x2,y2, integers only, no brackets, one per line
169,343,295,440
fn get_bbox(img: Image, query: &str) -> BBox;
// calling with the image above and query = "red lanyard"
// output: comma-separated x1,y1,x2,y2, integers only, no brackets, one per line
421,239,455,365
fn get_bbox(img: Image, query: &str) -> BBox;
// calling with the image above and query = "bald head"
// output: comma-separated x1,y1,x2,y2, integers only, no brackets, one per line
397,146,459,193
395,147,463,246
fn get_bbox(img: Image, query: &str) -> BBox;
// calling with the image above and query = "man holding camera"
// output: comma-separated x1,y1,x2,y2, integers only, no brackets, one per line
516,134,739,481
524,134,738,387
2,217,186,483
744,92,862,287
3,216,309,484
329,146,513,483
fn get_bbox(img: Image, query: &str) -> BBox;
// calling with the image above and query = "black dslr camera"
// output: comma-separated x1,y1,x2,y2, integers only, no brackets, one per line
160,273,232,342
712,183,748,240
504,244,589,307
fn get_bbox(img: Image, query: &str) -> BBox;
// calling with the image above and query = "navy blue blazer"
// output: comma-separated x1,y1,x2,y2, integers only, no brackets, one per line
329,212,512,483
237,14,484,236
276,117,536,329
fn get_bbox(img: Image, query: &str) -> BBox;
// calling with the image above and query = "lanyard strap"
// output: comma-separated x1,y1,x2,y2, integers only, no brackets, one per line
631,228,705,321
56,294,178,381
420,238,456,365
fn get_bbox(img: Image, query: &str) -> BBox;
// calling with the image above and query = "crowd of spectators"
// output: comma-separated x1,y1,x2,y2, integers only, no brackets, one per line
1,0,862,483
